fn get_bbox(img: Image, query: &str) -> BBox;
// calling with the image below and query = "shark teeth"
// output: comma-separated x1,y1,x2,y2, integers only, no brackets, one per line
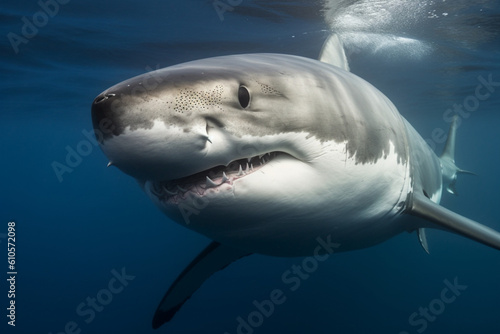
154,151,280,200
205,176,219,188
165,188,178,196
258,153,270,160
206,172,230,189
237,165,244,176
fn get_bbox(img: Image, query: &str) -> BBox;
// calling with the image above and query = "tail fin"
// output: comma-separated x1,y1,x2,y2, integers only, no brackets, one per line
318,34,350,72
440,115,475,195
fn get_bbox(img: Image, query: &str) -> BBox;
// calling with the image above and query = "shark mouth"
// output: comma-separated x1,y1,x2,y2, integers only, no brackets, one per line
150,152,282,203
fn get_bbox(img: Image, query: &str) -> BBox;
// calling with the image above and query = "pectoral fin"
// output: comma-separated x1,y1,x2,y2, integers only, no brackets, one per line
409,193,500,251
152,241,251,329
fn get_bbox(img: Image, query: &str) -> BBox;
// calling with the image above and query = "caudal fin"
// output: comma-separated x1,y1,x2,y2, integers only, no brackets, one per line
440,115,475,195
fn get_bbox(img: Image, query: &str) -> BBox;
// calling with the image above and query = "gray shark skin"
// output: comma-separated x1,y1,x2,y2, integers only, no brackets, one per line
91,35,500,329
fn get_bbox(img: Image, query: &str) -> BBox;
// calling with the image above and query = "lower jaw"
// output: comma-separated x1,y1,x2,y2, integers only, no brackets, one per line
152,181,234,205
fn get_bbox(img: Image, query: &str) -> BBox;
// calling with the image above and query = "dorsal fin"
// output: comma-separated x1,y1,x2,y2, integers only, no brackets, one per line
318,34,350,71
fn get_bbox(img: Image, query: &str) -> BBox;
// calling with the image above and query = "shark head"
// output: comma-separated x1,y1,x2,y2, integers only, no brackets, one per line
91,54,412,256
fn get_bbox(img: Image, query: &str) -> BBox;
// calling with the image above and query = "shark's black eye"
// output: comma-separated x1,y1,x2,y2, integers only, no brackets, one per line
238,85,250,109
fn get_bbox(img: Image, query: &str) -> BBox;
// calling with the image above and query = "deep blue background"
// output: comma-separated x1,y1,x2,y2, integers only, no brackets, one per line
1,1,499,333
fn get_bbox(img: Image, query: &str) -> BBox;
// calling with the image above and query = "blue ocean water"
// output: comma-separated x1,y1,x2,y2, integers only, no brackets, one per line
1,0,499,333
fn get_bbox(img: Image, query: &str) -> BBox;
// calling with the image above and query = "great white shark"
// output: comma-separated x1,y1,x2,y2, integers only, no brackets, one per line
91,34,500,329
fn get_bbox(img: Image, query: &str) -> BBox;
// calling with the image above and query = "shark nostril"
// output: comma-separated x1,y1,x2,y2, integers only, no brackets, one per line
94,93,116,104
94,95,105,104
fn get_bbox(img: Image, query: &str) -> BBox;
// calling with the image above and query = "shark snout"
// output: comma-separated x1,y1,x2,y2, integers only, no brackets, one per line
90,86,237,182
91,91,122,143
